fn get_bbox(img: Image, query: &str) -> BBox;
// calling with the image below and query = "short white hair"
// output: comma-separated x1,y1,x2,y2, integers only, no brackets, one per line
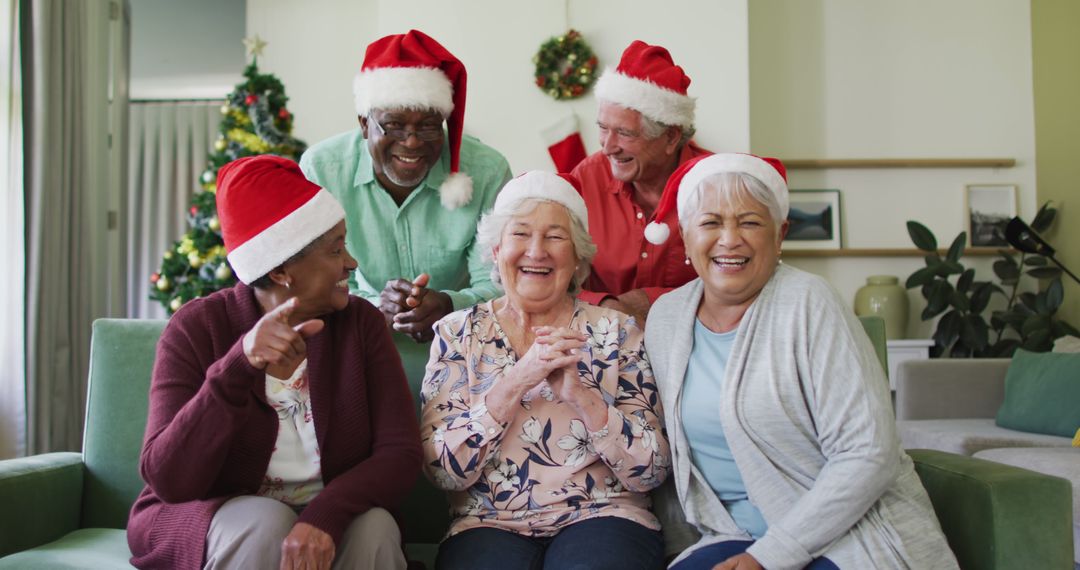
476,198,597,295
679,172,786,236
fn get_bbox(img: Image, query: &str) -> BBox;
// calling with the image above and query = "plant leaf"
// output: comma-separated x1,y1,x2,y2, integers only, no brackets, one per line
1027,266,1062,280
1052,319,1080,338
946,233,966,262
969,282,994,314
1022,329,1052,352
1023,256,1047,266
1031,201,1057,233
936,261,965,277
1019,292,1038,311
923,253,941,266
906,266,938,289
1045,278,1064,313
934,310,962,350
923,281,953,319
950,290,970,312
956,269,975,293
1022,314,1050,336
993,259,1020,283
989,338,1020,358
906,221,938,251
960,314,989,351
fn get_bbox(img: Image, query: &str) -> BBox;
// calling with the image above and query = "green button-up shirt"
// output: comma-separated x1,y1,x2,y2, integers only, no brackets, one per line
299,128,511,311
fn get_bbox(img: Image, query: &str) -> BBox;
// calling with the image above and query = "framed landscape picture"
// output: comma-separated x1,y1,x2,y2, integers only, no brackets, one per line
965,184,1017,247
786,189,841,250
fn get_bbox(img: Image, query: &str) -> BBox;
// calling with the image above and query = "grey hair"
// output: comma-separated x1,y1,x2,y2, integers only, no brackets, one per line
639,113,695,149
476,198,597,295
678,172,786,236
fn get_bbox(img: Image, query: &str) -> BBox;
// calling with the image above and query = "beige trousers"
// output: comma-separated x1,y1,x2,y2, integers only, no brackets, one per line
203,495,406,570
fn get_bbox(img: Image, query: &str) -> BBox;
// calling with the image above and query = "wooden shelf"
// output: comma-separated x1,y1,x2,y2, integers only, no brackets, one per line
785,248,1010,258
784,158,1016,169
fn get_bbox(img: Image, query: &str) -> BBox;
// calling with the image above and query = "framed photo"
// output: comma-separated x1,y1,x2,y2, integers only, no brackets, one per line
785,189,841,249
965,184,1017,247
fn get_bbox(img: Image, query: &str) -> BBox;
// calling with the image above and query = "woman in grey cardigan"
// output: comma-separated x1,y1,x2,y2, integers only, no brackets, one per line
640,154,957,570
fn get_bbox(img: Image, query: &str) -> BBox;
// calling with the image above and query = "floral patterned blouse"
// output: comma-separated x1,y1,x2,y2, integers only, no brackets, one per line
256,360,324,506
420,300,671,538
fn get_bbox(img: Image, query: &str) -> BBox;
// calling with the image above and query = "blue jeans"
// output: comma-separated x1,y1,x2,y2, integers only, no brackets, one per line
435,517,665,570
671,540,839,570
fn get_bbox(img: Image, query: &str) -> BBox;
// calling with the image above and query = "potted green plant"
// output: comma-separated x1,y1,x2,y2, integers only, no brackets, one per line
905,202,1078,357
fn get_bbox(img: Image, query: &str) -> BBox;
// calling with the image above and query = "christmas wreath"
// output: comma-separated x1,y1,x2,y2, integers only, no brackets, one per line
533,29,598,100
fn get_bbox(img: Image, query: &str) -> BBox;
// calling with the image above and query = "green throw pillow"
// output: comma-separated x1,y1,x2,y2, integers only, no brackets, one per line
996,349,1080,438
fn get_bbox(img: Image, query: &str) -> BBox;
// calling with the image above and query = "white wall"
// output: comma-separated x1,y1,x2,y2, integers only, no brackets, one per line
247,0,750,172
750,0,1037,338
130,0,246,99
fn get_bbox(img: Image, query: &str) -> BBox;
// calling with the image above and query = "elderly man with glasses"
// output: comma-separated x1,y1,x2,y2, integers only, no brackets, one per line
569,41,712,325
300,30,511,376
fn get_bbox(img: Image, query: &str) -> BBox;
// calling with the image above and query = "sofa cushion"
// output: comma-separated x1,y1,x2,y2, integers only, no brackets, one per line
0,528,133,569
973,447,1080,563
898,418,1073,455
996,349,1080,438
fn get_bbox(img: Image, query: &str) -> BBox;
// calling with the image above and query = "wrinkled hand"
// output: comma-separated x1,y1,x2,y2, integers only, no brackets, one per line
243,298,325,372
712,553,764,570
539,327,607,429
486,326,586,424
615,289,651,325
389,273,452,343
280,522,334,570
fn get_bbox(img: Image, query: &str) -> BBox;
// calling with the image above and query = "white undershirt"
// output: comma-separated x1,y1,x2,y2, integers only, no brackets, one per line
257,359,324,506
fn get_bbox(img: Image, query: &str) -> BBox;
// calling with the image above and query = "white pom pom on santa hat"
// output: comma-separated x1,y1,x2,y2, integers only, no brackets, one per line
439,171,474,210
644,221,671,245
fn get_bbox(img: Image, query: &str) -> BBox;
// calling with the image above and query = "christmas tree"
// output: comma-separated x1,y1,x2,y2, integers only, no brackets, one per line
150,39,306,314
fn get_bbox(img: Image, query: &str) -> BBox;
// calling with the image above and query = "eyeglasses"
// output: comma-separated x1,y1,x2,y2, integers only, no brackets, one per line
368,118,444,142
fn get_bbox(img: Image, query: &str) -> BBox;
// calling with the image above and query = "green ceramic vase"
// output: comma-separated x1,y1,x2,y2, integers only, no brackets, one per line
854,275,909,340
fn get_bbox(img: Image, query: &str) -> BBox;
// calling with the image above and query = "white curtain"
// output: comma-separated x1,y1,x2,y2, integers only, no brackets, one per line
23,0,129,453
126,101,220,319
0,0,24,459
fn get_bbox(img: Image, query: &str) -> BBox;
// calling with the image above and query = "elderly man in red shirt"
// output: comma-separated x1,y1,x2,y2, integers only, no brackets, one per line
571,41,712,323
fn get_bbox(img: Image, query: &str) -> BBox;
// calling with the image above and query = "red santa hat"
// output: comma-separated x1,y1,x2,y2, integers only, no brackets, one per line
216,155,345,284
644,153,788,245
353,30,472,209
594,40,695,129
493,171,589,231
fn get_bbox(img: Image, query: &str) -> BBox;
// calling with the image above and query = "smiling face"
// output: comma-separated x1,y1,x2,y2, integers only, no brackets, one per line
281,221,357,318
360,107,445,195
597,101,680,187
682,183,788,312
493,201,579,314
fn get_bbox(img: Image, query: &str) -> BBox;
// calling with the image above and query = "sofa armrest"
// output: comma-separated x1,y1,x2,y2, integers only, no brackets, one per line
894,359,1010,420
909,449,1074,570
0,452,85,556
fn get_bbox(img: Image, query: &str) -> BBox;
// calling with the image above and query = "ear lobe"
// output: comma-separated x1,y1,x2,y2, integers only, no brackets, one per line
359,115,370,138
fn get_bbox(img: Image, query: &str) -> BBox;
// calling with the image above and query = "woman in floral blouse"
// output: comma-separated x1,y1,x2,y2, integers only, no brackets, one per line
420,171,671,570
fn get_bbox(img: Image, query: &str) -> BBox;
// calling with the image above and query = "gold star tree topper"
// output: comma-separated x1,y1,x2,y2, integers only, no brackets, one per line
243,35,267,58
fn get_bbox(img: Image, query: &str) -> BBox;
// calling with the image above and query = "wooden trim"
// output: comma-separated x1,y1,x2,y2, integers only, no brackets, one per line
783,158,1016,169
784,248,1010,258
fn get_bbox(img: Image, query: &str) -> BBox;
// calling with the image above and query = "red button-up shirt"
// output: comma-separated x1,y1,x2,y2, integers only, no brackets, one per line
570,142,712,306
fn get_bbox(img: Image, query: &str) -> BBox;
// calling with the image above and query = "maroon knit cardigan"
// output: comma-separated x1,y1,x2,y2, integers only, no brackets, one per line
127,283,422,569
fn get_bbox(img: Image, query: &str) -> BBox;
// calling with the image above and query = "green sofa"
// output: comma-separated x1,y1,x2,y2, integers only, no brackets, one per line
0,318,1073,569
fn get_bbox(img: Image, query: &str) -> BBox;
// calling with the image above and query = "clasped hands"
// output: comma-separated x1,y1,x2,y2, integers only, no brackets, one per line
379,273,453,343
488,327,606,429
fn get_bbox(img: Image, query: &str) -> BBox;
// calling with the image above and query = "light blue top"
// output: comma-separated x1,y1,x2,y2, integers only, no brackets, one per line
681,319,768,539
299,128,512,310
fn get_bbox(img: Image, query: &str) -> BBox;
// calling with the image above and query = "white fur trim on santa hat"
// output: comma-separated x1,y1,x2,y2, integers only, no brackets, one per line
353,66,454,116
226,189,346,284
677,154,789,221
594,69,695,129
493,171,588,231
439,172,474,210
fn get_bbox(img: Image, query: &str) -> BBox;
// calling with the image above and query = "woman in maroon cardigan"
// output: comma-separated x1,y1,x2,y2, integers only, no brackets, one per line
127,155,422,570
